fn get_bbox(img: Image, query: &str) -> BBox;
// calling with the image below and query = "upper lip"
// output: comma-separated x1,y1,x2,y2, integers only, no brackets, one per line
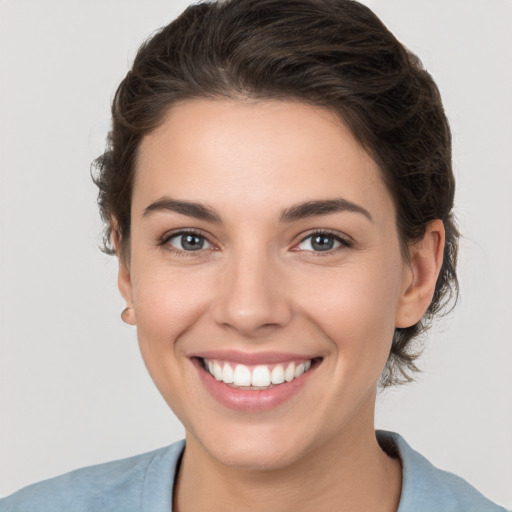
189,350,319,365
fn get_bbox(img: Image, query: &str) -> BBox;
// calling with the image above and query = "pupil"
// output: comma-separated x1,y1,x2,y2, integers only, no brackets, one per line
312,235,334,251
182,234,204,251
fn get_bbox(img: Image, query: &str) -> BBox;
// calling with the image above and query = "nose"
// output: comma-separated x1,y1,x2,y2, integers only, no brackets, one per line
211,247,293,337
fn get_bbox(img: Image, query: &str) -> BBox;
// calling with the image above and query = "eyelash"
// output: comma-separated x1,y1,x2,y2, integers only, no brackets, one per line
295,230,353,256
159,229,353,257
159,229,215,258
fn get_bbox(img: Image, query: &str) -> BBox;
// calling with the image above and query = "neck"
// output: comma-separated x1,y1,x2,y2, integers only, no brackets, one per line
174,401,401,512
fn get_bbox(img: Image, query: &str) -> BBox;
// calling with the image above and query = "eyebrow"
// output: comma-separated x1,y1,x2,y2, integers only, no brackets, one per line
280,198,373,223
142,196,372,223
143,198,222,222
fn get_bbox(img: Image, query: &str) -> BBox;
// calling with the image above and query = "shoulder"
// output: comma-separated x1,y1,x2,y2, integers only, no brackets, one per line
377,431,507,512
0,440,185,512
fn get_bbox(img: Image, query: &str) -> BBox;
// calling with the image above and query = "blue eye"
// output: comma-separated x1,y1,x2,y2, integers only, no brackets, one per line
167,233,212,252
297,233,348,252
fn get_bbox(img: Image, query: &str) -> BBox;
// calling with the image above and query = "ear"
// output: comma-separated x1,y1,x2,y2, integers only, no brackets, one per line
113,224,136,326
395,219,445,328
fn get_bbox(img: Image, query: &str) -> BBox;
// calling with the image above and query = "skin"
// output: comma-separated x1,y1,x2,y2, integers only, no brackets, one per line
117,99,445,511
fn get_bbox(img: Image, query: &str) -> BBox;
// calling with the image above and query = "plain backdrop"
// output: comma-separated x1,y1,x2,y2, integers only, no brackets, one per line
0,0,511,507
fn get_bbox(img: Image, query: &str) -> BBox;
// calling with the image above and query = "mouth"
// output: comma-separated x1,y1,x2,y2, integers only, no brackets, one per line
191,353,323,411
200,357,319,389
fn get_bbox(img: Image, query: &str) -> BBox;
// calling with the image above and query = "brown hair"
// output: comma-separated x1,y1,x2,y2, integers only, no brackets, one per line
93,0,459,387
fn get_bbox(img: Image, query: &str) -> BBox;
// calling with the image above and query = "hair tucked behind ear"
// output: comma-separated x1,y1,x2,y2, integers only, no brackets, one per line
93,0,459,387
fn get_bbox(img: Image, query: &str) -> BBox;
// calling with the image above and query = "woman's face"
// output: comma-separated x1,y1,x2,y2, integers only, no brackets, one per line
121,99,415,469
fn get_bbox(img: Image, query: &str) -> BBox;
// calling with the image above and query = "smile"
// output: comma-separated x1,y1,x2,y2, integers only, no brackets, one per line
203,358,313,389
192,353,322,412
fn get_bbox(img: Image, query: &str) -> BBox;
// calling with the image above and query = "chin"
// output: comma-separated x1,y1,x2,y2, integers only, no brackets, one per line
210,440,303,472
189,421,315,471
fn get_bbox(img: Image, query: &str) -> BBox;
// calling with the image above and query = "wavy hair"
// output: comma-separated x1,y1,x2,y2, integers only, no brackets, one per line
93,0,459,387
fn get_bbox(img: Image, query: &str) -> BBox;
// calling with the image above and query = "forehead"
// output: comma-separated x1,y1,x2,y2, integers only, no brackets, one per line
133,99,394,221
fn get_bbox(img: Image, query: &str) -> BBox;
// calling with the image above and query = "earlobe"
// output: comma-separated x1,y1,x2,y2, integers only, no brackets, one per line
113,223,136,326
118,262,136,325
395,219,445,328
121,305,136,325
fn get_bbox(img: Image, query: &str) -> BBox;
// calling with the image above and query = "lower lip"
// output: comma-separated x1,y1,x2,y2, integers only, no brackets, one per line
193,359,317,412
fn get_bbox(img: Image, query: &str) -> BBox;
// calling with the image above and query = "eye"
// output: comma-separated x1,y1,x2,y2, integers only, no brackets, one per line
166,232,213,252
296,232,349,252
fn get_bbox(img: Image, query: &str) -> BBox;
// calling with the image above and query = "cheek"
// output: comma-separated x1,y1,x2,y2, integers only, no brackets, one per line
133,269,209,342
128,270,211,418
128,262,213,390
297,257,404,369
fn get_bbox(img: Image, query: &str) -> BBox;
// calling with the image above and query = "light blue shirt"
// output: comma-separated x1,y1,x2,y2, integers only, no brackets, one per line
0,431,506,511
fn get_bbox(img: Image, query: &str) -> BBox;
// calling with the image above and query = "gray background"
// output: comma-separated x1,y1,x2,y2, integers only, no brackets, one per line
0,0,510,507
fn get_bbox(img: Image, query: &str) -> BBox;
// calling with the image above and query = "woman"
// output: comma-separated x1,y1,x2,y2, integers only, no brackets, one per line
1,0,507,510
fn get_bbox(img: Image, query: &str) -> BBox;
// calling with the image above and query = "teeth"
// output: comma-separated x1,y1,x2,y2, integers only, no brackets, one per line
271,364,285,384
284,362,295,382
213,361,223,381
222,362,234,384
251,365,271,387
204,359,314,388
233,364,252,387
